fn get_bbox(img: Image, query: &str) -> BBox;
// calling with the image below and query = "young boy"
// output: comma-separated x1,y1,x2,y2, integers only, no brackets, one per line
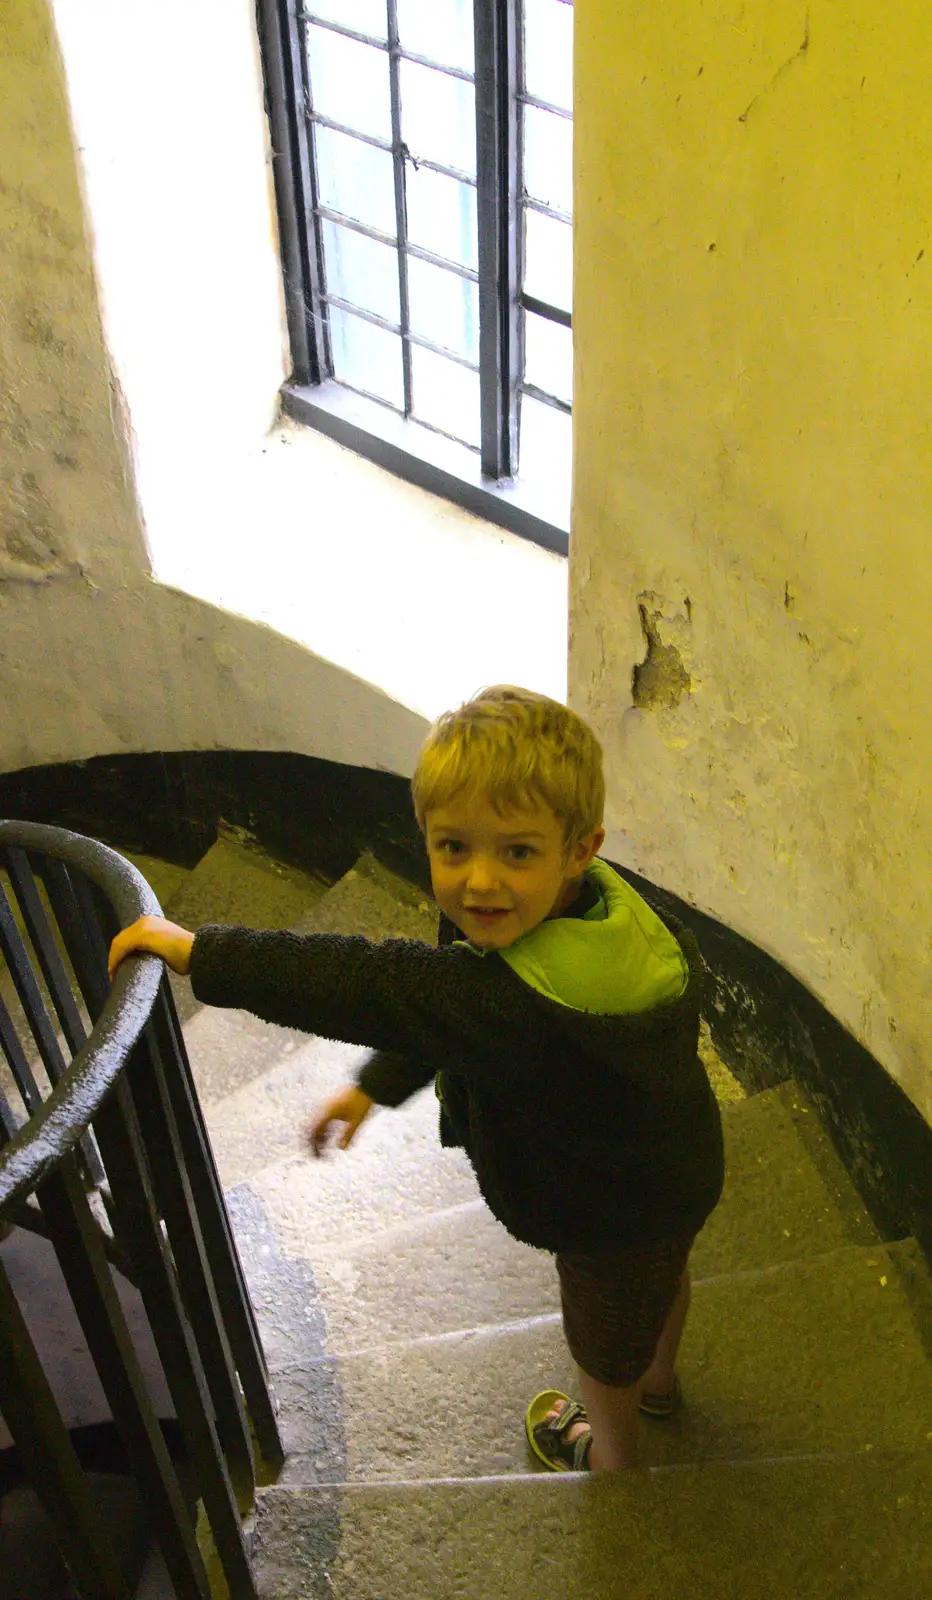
109,687,724,1472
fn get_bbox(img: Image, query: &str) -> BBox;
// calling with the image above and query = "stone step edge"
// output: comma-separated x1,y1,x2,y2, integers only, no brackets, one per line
259,1445,915,1499
230,1192,487,1263
262,1236,917,1372
225,1076,864,1262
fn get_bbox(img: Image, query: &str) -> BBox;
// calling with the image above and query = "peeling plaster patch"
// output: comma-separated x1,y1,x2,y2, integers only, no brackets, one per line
631,594,692,711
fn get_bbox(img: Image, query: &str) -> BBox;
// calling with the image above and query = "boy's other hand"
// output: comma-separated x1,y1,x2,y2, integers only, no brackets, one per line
108,916,196,981
308,1086,374,1157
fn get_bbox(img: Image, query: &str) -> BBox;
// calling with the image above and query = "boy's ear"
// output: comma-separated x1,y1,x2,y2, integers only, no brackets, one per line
568,826,605,874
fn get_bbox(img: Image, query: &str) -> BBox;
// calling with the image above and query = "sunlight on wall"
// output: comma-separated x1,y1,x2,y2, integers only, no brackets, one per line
572,0,932,1117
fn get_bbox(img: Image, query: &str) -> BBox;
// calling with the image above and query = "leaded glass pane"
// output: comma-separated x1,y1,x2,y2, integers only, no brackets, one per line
523,0,573,111
408,258,479,361
405,165,478,270
316,127,396,237
321,219,400,323
519,393,571,518
523,209,572,313
396,0,475,74
411,346,480,446
400,60,476,176
523,104,572,213
305,0,386,41
306,26,391,142
329,306,404,406
524,310,572,404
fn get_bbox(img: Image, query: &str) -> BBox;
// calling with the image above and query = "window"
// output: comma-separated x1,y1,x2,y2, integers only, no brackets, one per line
258,0,573,550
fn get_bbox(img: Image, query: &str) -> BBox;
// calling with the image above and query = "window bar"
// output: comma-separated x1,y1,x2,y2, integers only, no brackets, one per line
515,0,529,468
521,292,571,329
521,380,572,414
386,0,413,416
307,114,477,187
301,10,476,84
256,0,326,384
474,0,520,480
316,207,479,282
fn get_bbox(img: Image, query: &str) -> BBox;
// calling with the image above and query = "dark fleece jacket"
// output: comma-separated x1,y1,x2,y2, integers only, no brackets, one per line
189,897,724,1254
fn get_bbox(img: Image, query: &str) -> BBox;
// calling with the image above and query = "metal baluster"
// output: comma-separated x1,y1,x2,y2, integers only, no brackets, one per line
36,856,110,1021
0,1083,17,1144
43,868,261,1594
35,1152,213,1600
127,1019,256,1501
97,880,280,1473
0,992,43,1115
3,846,105,1184
3,845,86,1051
91,1075,259,1600
0,875,69,1082
0,1253,130,1600
77,874,258,1489
153,979,284,1469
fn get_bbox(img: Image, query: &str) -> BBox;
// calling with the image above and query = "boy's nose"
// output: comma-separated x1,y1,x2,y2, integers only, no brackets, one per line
465,855,500,893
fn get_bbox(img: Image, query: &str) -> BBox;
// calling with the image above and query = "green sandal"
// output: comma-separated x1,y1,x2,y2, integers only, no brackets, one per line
639,1376,682,1418
525,1390,592,1472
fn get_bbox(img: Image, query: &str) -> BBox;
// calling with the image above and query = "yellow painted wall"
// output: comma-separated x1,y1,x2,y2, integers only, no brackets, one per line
571,1,932,1115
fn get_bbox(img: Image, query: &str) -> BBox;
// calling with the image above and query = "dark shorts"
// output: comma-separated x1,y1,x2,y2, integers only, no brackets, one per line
555,1232,695,1387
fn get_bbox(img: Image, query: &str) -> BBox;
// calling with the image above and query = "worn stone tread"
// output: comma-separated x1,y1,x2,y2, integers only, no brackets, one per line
170,847,427,1094
120,851,190,911
204,1031,464,1205
241,1120,478,1263
289,851,437,942
164,828,329,934
252,1449,932,1600
272,1239,932,1483
246,1084,878,1355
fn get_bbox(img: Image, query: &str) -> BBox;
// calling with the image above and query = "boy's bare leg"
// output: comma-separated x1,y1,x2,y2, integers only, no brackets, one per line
576,1368,641,1469
543,1371,640,1469
639,1269,691,1398
544,1263,693,1469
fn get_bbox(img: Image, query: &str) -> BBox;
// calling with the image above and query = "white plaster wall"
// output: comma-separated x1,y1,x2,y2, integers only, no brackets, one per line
0,0,425,783
0,0,147,590
49,0,291,561
152,417,568,724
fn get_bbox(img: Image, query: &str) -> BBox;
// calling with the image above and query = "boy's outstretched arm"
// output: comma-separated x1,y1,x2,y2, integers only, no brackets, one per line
108,916,195,981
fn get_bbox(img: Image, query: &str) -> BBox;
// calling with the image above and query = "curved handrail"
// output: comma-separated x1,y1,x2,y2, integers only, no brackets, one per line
0,819,165,1214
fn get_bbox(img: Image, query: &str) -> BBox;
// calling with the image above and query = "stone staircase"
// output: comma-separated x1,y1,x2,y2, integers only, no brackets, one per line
29,832,932,1595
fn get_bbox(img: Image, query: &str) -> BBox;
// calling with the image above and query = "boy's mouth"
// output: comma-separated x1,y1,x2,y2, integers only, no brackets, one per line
464,906,510,924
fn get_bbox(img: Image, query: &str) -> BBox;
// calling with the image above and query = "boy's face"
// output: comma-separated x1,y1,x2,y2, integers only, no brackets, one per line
425,790,605,951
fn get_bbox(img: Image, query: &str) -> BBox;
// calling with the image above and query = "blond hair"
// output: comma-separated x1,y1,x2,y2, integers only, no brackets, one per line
412,686,605,849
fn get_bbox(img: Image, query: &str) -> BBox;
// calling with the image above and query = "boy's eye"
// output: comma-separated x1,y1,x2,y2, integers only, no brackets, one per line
507,844,534,861
436,838,466,855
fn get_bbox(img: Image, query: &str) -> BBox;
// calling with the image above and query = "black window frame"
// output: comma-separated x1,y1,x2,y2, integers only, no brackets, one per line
256,0,571,555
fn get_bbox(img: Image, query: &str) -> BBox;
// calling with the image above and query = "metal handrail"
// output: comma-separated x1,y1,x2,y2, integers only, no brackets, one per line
0,818,282,1599
0,819,163,1215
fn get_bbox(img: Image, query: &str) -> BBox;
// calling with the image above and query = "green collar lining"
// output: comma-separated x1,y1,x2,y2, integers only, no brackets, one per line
466,858,687,1015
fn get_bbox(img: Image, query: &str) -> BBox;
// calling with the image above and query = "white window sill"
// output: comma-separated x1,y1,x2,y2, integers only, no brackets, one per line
147,417,568,722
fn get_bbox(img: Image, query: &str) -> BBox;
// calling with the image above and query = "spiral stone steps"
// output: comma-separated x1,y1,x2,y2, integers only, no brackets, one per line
142,834,930,1597
8,827,927,1598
